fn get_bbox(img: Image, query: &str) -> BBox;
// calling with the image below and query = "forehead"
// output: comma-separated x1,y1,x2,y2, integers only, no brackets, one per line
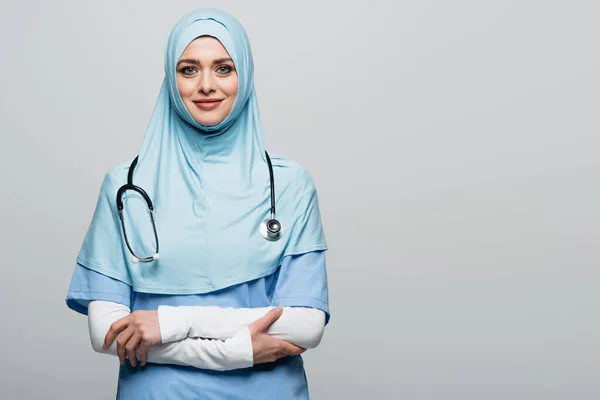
179,36,232,61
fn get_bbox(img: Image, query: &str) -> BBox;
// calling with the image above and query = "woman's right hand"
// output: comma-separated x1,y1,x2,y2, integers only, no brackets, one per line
249,307,306,364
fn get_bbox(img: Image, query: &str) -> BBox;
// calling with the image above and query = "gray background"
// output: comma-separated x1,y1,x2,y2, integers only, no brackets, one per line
0,0,598,399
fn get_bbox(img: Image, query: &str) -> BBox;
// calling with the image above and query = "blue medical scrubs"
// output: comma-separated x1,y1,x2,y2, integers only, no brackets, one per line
66,250,330,400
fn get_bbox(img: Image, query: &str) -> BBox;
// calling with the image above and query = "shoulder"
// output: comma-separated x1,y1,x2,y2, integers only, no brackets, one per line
99,158,136,193
269,154,317,195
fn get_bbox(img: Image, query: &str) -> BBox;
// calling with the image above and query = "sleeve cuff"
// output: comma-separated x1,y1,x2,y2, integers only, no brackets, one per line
158,306,191,343
271,297,331,325
226,326,254,369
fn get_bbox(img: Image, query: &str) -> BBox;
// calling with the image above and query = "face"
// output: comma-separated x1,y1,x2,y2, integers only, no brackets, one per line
176,36,238,126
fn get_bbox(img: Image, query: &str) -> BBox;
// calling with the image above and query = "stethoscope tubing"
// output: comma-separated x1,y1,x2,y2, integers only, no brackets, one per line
117,151,281,263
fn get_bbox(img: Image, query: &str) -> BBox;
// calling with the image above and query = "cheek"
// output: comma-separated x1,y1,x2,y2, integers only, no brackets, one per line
176,77,195,99
224,76,239,98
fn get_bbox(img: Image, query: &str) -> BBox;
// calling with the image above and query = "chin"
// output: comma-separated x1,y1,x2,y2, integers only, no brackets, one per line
187,112,222,127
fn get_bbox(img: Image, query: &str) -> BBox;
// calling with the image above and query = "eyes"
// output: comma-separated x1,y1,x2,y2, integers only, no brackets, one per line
178,64,235,77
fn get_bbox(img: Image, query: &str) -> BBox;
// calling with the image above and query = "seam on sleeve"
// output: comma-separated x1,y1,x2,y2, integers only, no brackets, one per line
271,296,328,308
282,243,328,258
67,291,131,302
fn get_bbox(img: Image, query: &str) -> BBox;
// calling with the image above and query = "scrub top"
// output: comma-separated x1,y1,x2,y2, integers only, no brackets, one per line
66,250,330,400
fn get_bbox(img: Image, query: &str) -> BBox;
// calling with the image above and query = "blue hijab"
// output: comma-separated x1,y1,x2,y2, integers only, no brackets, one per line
76,9,327,294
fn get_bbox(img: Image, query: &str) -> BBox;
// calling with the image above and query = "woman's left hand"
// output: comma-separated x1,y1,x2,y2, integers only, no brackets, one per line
103,310,162,367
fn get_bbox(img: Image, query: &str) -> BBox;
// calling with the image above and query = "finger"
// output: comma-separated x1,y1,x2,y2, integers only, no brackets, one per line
280,341,306,356
104,315,132,349
116,326,136,365
253,307,283,332
138,340,150,367
126,333,142,367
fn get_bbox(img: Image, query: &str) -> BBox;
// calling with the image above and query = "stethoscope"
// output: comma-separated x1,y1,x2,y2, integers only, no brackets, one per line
116,151,282,263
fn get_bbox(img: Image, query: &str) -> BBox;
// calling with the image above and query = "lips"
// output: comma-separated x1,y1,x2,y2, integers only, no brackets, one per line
193,99,223,110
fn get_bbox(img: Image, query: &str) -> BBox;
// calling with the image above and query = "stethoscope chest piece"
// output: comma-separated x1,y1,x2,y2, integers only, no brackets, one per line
260,217,282,241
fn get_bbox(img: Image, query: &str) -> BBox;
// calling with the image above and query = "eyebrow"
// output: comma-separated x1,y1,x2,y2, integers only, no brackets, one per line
176,58,234,67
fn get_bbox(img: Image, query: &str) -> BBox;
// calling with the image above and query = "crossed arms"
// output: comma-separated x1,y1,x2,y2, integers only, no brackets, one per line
88,301,326,371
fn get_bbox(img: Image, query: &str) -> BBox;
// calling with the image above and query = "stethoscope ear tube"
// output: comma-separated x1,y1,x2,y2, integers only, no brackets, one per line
116,184,154,211
132,253,160,263
118,206,160,263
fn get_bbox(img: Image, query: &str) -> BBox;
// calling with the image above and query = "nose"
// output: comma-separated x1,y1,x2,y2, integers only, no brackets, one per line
197,70,215,94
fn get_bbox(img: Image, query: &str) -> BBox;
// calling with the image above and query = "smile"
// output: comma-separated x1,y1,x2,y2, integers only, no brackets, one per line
193,100,223,110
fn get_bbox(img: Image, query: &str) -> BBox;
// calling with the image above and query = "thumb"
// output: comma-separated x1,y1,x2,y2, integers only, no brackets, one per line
253,307,283,332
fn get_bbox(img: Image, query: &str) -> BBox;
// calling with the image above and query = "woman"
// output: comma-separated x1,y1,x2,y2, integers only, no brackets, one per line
65,8,330,400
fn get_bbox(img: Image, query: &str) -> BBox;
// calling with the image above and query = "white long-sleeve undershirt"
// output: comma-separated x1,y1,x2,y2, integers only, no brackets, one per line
88,301,253,371
87,300,325,371
157,304,326,349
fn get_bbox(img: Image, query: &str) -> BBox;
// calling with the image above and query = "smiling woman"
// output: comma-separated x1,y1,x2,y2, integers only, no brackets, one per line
65,7,330,400
176,36,239,126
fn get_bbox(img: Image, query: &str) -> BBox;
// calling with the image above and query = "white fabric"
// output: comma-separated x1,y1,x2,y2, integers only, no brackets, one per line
88,301,253,371
158,305,326,349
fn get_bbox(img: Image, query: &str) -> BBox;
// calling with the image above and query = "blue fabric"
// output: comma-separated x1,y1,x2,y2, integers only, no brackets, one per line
66,250,329,399
269,251,330,325
75,8,327,294
66,263,132,315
